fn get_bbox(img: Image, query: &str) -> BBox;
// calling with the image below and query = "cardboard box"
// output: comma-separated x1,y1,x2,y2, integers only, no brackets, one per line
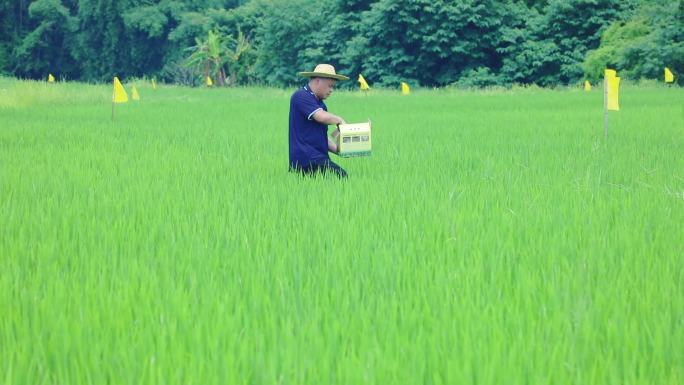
335,121,371,157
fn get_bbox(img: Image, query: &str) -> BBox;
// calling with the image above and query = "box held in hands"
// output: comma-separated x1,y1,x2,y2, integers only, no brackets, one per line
335,120,371,157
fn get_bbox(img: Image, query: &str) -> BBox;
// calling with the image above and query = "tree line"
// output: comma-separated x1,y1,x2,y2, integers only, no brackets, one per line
0,0,681,87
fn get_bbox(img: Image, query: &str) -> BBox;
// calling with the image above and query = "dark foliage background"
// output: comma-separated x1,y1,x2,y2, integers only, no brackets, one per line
0,0,680,86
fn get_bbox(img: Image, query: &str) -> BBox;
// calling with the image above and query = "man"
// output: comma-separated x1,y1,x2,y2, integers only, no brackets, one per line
289,64,348,178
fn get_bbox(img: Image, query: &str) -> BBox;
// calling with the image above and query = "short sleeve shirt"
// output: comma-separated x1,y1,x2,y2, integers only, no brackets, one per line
289,85,329,168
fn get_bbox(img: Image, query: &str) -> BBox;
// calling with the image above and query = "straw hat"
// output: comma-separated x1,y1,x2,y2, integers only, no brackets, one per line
298,64,349,81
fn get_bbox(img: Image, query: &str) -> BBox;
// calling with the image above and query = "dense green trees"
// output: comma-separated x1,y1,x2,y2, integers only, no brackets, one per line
0,0,680,86
346,0,519,86
584,2,683,83
12,0,78,79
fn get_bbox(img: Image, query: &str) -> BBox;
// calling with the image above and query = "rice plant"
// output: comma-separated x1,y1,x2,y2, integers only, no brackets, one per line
1,77,682,385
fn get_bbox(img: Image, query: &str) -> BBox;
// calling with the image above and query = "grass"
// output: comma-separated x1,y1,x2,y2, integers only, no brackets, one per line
1,77,683,384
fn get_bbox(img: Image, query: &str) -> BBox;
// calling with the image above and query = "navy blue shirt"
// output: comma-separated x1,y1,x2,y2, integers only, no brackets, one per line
289,85,329,168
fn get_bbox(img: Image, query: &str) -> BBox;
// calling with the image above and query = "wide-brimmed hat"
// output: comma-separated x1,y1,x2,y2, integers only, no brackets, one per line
298,64,349,81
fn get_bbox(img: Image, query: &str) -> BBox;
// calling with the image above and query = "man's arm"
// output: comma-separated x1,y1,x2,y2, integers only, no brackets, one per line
328,127,341,154
327,137,338,154
312,109,346,126
313,110,345,154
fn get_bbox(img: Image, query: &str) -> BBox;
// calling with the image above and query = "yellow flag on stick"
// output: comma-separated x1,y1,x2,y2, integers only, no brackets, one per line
605,69,619,111
131,86,140,101
665,67,674,83
401,82,410,95
206,76,213,87
48,74,55,82
607,77,620,111
358,74,370,90
151,78,157,89
113,77,129,103
584,80,591,91
602,69,620,138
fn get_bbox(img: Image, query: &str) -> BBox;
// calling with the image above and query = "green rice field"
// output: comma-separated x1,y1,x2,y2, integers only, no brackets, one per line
1,77,683,384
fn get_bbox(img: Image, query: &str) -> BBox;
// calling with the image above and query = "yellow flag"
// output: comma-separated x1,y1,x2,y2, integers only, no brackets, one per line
113,77,129,103
151,78,157,89
206,76,213,87
607,77,620,111
584,80,591,91
401,82,410,95
48,74,55,82
665,67,674,83
358,74,370,90
131,86,140,101
605,69,619,111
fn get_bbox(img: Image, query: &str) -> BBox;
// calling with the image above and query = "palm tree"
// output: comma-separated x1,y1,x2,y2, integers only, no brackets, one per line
225,29,252,86
185,30,227,86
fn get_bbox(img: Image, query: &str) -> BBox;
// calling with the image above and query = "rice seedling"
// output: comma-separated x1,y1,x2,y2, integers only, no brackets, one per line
1,77,682,384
